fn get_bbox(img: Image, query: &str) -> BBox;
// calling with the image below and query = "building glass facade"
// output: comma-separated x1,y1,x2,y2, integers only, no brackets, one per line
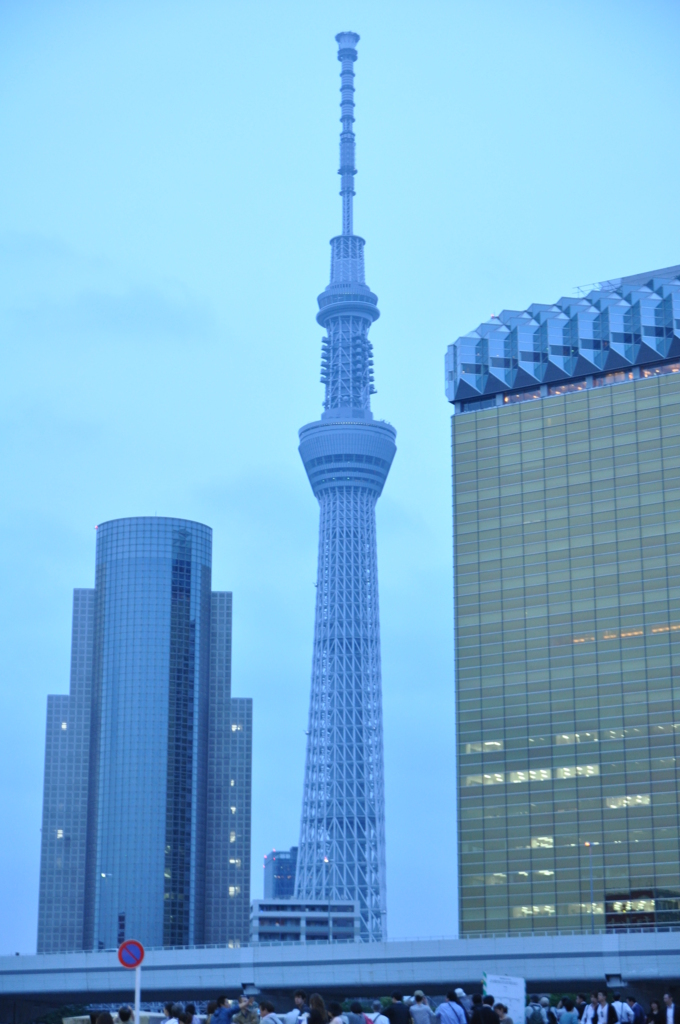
37,588,94,953
224,697,253,942
38,517,252,952
448,267,680,937
37,694,70,951
87,517,212,950
204,592,253,946
263,847,298,899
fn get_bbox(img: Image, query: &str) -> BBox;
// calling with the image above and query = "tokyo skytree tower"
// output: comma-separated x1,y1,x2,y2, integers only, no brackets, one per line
295,31,396,942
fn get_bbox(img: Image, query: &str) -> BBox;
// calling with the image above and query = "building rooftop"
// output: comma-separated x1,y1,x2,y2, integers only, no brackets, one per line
446,264,680,408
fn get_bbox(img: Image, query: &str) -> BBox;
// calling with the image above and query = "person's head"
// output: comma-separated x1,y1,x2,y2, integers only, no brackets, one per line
483,998,494,1008
494,1005,507,1019
97,1014,114,1024
590,996,598,1008
651,1003,660,1013
664,997,674,1009
540,1000,550,1010
260,1002,276,1018
414,994,425,1006
455,992,466,1002
181,1014,193,1024
239,997,249,1009
626,999,636,1008
309,995,327,1024
207,1004,218,1016
217,1000,229,1011
328,1004,343,1020
171,1006,184,1021
597,995,607,1007
165,1006,175,1019
392,996,403,1005
295,994,309,1010
530,998,540,1006
119,1009,133,1023
576,998,586,1007
563,1000,574,1012
447,995,460,1005
186,1008,196,1017
373,1003,383,1013
350,1004,363,1015
472,996,482,1007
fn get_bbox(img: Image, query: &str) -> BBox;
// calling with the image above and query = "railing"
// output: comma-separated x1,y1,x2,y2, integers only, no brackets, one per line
28,924,680,957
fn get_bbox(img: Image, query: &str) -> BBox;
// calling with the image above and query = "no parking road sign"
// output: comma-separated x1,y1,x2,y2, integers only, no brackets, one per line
118,939,144,1024
118,940,145,968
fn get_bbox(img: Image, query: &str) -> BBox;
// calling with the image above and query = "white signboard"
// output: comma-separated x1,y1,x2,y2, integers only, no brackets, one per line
483,972,526,1024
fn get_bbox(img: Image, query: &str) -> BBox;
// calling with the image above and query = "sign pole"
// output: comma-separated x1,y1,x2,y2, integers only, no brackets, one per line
134,963,141,1024
118,939,145,1024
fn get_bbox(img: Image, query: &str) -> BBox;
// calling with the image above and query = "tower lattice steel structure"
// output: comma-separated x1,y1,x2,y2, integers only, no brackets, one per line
295,32,396,943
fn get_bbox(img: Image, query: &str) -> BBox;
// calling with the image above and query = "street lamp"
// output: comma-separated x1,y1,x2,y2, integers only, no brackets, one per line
584,842,595,934
323,856,331,942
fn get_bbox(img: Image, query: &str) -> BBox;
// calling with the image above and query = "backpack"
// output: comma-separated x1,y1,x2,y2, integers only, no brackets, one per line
528,1008,544,1024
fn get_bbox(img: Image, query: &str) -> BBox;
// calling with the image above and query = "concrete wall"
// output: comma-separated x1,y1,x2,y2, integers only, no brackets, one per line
1,932,678,1007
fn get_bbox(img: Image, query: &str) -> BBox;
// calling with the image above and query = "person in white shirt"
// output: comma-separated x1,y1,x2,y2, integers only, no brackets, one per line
370,1002,390,1024
581,995,598,1024
663,995,676,1024
611,998,632,1024
596,993,616,1024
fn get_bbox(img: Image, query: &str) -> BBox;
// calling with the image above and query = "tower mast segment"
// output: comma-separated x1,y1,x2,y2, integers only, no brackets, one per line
295,32,396,942
337,31,359,236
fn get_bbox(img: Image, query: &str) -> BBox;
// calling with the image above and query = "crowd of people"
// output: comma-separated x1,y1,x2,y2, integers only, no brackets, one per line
430,989,679,1024
88,989,678,1024
520,991,677,1024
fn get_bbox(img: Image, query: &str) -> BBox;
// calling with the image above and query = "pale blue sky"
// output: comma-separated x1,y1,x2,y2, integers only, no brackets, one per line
1,0,679,952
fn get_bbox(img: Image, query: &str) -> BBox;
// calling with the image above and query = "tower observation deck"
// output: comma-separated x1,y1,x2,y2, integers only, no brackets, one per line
295,32,396,943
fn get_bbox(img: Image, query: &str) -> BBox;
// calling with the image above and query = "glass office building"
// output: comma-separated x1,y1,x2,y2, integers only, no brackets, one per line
37,589,94,954
204,591,253,946
37,517,252,952
263,846,298,899
446,266,680,936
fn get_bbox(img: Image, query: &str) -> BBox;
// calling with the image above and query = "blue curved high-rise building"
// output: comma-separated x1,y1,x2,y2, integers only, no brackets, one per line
85,517,212,949
295,32,396,943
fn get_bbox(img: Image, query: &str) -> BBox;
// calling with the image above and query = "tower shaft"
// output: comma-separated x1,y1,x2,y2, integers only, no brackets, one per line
296,33,396,943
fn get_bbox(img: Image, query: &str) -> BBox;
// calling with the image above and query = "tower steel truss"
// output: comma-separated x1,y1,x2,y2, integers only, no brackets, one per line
295,32,396,943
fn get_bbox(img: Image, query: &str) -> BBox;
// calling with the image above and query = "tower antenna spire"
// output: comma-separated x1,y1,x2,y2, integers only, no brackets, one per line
335,31,359,235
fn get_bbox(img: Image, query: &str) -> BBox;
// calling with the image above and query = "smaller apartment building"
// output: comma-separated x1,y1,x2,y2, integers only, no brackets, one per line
250,899,359,943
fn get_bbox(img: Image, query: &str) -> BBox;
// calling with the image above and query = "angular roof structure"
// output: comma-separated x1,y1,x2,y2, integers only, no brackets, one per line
446,265,680,404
